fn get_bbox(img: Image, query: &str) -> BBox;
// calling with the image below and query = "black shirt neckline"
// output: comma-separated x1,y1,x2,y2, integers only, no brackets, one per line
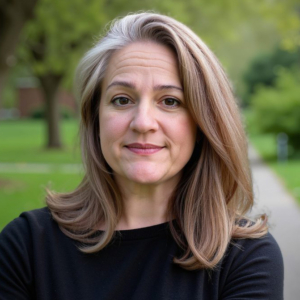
98,221,172,241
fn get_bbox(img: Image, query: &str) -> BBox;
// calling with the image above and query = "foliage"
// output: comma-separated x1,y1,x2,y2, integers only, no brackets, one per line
257,0,300,50
18,0,107,84
250,68,300,152
17,0,297,91
243,47,300,105
30,106,75,119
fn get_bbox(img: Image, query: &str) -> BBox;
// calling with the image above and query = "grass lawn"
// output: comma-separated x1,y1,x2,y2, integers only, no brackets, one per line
0,119,81,163
249,134,277,162
271,161,300,201
0,172,83,230
0,119,83,230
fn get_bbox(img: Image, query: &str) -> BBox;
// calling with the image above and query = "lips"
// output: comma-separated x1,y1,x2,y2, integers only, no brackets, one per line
125,143,164,154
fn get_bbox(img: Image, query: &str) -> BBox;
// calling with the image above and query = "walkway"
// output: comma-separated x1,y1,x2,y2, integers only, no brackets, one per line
249,146,300,300
0,162,83,174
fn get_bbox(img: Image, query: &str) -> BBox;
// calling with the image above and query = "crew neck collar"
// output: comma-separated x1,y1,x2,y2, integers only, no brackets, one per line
111,221,172,241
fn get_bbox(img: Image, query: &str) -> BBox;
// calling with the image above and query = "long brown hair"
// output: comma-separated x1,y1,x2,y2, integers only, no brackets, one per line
46,12,267,270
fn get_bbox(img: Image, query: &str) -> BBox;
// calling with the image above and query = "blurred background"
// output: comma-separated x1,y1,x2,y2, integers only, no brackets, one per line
0,0,299,298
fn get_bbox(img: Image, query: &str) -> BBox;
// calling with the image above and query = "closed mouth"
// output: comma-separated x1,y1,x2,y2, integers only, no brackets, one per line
124,143,165,154
125,143,164,149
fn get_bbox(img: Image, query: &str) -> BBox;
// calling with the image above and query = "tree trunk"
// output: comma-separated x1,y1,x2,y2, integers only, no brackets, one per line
0,0,38,107
39,74,63,149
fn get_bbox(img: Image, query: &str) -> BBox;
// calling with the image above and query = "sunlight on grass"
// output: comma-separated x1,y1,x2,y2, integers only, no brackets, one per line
0,119,84,229
0,119,80,163
0,172,83,230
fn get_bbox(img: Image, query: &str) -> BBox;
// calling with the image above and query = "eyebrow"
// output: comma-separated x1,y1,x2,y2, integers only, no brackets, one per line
106,81,183,92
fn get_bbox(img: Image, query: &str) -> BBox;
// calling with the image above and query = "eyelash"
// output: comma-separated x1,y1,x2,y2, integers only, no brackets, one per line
161,98,180,107
111,97,132,106
111,96,181,108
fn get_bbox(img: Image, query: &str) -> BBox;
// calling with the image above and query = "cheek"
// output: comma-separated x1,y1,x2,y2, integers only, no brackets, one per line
100,114,120,139
172,115,197,148
99,113,130,158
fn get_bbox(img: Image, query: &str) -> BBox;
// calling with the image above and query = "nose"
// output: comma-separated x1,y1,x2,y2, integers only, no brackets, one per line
129,100,159,133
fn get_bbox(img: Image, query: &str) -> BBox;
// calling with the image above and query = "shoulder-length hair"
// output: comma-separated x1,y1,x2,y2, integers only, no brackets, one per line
47,12,267,270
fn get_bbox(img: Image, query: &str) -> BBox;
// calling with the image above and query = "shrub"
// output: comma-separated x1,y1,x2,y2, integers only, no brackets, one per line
243,47,300,106
29,106,75,120
250,68,300,152
30,107,45,119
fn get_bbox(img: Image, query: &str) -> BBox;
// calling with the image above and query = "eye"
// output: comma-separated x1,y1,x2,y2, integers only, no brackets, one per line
112,97,132,106
162,98,180,107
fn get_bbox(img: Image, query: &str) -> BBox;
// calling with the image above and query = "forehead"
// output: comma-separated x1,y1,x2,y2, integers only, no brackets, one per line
102,41,181,87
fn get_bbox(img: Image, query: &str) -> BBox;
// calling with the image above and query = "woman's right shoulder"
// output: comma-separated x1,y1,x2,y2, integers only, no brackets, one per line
0,207,56,242
0,208,63,297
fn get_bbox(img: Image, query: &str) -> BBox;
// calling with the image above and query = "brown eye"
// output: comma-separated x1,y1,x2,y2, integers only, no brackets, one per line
112,97,131,106
162,98,180,107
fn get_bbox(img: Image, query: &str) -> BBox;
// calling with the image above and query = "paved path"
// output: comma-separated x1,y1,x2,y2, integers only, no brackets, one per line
0,162,83,174
248,146,300,300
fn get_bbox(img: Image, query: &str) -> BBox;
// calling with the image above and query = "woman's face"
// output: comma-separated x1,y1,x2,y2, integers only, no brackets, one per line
99,41,197,187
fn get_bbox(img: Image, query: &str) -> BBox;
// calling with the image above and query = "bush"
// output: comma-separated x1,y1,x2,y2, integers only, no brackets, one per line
30,107,45,119
29,106,75,120
250,68,300,152
243,47,300,106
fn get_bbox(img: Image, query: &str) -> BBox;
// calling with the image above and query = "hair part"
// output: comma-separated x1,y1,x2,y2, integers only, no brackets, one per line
46,12,267,270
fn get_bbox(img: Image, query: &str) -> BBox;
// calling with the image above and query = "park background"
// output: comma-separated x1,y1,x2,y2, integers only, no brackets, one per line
0,0,300,298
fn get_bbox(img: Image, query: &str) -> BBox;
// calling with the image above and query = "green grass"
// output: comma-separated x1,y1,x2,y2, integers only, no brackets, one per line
271,162,300,201
0,172,83,230
247,131,300,204
249,133,277,162
0,119,81,163
0,119,83,230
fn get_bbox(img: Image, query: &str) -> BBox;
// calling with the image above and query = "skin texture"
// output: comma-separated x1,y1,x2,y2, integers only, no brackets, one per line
99,42,197,229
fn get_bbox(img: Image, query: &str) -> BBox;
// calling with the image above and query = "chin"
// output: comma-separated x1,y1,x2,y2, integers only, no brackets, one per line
124,168,169,184
126,173,164,185
123,168,179,186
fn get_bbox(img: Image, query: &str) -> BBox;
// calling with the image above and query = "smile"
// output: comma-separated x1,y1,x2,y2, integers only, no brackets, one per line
125,143,164,155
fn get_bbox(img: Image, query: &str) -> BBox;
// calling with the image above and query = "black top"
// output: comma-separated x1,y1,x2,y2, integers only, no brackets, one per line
0,208,283,300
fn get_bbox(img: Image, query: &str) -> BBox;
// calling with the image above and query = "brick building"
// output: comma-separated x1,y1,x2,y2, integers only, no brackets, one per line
17,78,78,118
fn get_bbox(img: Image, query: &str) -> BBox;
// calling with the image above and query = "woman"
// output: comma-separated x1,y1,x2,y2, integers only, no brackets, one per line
0,12,283,299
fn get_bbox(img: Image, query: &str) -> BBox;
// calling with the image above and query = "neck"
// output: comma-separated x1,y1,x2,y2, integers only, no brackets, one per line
114,176,179,230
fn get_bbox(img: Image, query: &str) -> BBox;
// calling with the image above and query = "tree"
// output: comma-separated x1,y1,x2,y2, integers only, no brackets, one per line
257,0,300,50
18,0,107,148
0,0,38,107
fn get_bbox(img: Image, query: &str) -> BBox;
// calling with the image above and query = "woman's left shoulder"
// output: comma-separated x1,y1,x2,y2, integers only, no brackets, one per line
218,233,284,299
229,232,283,263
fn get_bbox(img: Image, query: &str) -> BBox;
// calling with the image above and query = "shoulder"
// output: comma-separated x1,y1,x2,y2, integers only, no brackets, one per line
0,208,56,297
1,207,53,237
0,207,59,251
227,232,283,265
218,233,284,299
